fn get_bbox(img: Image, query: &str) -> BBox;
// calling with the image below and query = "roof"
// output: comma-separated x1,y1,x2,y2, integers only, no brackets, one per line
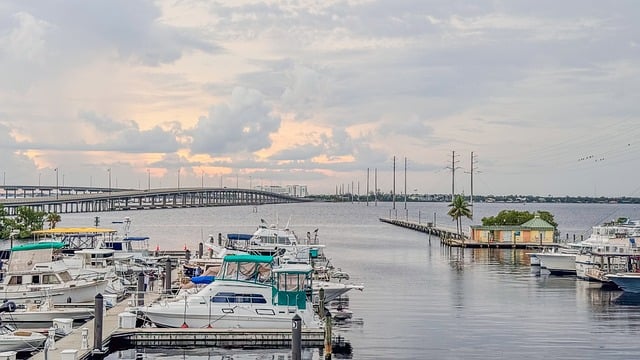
223,254,273,263
521,216,555,229
273,264,313,274
31,227,117,235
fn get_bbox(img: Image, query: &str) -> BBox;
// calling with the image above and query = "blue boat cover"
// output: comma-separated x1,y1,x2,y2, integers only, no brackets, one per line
191,275,215,284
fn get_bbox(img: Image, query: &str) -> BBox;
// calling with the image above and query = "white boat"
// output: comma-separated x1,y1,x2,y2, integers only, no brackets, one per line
0,242,109,304
534,251,579,275
606,273,640,293
0,302,46,353
0,298,94,324
574,219,640,281
132,254,322,329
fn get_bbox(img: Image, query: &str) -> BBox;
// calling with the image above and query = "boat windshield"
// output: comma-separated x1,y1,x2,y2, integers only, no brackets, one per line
218,260,272,283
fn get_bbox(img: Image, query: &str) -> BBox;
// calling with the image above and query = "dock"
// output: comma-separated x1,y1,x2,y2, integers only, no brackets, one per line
380,218,559,249
28,292,324,360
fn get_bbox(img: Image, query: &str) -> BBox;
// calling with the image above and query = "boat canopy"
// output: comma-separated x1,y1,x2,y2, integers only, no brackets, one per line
123,236,150,241
227,233,252,241
11,242,64,252
223,254,273,263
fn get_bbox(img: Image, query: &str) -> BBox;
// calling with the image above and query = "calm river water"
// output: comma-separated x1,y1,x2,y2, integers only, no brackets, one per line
57,201,640,359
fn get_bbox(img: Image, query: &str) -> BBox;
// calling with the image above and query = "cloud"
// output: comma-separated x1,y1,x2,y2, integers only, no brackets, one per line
190,87,281,155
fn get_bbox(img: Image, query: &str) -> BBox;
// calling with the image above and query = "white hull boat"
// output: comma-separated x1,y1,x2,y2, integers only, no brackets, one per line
0,242,109,304
535,253,577,274
132,254,321,329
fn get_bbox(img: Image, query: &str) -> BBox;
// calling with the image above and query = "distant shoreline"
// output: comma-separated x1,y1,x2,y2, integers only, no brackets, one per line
308,194,640,204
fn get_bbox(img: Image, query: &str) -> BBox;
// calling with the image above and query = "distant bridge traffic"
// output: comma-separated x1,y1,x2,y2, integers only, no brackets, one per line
0,185,310,215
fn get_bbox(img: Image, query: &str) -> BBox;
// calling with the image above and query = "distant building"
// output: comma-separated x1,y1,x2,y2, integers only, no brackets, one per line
469,215,555,244
254,185,308,198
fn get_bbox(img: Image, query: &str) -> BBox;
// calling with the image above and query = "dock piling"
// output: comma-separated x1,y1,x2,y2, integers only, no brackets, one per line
137,272,144,306
198,242,203,259
164,259,172,295
291,314,302,360
324,315,332,359
93,293,105,354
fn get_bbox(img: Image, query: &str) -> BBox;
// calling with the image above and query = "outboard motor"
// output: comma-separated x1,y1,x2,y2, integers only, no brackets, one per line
0,301,16,313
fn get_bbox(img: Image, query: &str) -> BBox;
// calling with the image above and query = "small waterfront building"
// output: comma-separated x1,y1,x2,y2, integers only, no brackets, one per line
469,215,555,245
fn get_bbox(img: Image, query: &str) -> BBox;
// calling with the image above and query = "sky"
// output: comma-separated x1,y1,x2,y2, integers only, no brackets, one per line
0,1,638,197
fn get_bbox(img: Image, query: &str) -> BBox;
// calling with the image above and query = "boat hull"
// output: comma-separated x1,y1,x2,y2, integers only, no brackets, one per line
607,273,640,293
136,300,320,329
535,253,576,274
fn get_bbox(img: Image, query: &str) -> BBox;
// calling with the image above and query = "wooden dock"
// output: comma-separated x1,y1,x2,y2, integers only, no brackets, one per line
380,218,559,249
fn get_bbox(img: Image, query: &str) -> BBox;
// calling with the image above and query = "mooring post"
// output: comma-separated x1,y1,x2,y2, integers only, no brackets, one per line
47,327,56,350
218,233,222,246
324,314,332,359
185,249,191,261
198,242,203,259
93,293,104,354
137,272,145,306
318,288,325,319
291,314,302,360
164,259,172,295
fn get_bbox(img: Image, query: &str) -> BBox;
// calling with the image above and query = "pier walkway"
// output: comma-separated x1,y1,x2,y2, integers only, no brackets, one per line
380,218,559,249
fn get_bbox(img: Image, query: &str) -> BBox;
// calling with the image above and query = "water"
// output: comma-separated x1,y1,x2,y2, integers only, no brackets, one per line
56,201,640,359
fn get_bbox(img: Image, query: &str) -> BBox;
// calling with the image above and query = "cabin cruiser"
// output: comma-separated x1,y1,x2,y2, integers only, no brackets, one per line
0,242,108,304
132,254,322,329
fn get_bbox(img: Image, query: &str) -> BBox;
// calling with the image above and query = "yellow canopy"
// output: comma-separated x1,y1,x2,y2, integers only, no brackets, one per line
31,227,117,235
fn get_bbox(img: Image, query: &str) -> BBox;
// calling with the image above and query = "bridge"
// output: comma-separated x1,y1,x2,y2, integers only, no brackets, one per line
0,186,310,215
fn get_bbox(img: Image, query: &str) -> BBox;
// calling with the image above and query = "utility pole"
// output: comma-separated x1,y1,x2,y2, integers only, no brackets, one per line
392,156,396,210
470,152,479,219
366,168,370,206
446,151,461,202
404,157,407,210
374,168,378,206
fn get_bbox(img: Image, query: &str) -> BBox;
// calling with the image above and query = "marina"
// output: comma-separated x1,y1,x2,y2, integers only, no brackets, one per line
0,202,639,359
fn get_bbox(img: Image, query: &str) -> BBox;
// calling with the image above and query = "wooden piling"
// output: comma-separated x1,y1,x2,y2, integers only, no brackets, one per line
291,314,302,360
93,293,104,354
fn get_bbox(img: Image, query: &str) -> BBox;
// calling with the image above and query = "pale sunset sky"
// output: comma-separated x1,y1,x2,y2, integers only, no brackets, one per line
0,1,638,196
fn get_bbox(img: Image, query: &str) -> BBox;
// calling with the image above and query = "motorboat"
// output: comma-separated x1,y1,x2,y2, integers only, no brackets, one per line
0,297,94,324
606,273,640,293
0,302,46,353
0,242,109,304
132,254,322,329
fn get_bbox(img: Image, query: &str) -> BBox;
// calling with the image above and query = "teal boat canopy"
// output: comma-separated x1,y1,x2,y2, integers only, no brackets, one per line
223,254,273,263
11,242,64,252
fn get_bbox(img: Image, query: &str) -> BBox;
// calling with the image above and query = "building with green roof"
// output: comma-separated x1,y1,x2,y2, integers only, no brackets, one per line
469,215,556,244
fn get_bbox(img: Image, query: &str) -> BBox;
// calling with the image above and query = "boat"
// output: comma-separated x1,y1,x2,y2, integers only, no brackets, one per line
533,249,580,275
0,302,46,353
574,219,640,281
132,254,322,329
0,297,94,324
0,242,109,304
606,273,640,293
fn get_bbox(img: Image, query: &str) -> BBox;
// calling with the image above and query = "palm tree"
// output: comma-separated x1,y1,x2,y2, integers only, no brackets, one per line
46,212,61,229
447,195,473,245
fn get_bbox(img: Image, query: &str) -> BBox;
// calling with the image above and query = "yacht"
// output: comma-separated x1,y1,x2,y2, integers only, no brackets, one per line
132,254,322,329
0,242,108,305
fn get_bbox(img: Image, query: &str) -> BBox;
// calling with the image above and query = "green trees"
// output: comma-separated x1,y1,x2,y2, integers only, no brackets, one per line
0,205,48,239
481,210,557,228
447,195,473,243
46,212,62,229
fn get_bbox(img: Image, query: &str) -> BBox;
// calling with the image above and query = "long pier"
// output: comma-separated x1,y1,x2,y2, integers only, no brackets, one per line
0,187,310,215
380,218,558,249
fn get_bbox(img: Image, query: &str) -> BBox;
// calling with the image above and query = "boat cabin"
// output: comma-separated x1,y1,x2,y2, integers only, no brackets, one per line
273,263,313,310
